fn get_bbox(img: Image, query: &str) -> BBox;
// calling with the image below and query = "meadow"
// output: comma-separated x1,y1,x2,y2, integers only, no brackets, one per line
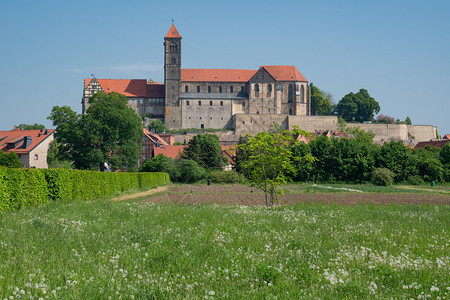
0,184,449,299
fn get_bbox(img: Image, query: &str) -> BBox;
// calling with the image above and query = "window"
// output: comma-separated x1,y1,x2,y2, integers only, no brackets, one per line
198,101,201,106
288,84,294,103
255,84,260,97
143,155,147,160
210,101,213,106
289,108,293,115
186,100,190,106
241,86,244,93
300,85,304,102
143,146,146,150
201,124,204,129
267,84,272,97
219,86,222,93
208,86,211,93
171,57,176,64
185,85,189,93
197,86,200,93
230,86,233,93
220,101,223,106
34,154,38,160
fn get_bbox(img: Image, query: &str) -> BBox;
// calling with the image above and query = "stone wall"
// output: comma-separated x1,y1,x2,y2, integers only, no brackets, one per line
288,116,338,132
181,98,233,129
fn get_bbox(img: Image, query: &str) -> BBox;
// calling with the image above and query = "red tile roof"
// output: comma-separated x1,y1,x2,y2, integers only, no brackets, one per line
143,128,168,146
443,134,450,140
181,69,257,82
153,145,186,159
260,65,308,82
415,140,450,149
84,79,164,98
165,24,181,38
0,129,55,154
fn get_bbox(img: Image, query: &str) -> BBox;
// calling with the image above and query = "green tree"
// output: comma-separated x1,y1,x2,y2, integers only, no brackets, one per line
0,151,22,168
176,159,207,183
140,154,179,181
17,123,46,130
310,83,333,116
46,142,73,169
405,116,412,125
237,127,316,207
374,141,415,182
335,89,380,122
48,92,143,171
147,119,168,134
181,134,226,170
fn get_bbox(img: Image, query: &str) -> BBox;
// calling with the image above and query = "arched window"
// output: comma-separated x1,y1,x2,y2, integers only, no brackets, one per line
267,84,272,97
230,86,233,93
171,57,176,64
198,101,201,106
201,124,204,129
220,101,223,106
186,100,190,106
219,86,222,93
185,85,188,93
288,84,293,103
300,85,304,102
255,84,260,97
210,101,213,106
208,86,211,93
197,86,200,93
174,44,177,52
289,108,293,115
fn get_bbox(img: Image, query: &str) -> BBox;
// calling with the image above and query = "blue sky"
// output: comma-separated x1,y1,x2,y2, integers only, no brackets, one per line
1,0,449,135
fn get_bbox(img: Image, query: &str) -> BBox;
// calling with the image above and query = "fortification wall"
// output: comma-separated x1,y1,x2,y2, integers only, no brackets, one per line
288,116,338,132
234,114,289,135
408,125,438,142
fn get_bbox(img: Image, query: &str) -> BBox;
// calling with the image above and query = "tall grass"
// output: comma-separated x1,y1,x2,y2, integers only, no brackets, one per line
0,200,448,298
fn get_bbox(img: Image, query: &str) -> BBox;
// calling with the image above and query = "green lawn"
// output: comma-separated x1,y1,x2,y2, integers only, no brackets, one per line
0,195,448,298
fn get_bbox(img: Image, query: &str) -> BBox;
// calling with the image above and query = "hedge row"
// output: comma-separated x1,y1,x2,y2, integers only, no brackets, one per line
0,168,170,212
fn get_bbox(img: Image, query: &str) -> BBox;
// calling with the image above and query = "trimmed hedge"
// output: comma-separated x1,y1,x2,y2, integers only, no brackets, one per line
0,168,170,212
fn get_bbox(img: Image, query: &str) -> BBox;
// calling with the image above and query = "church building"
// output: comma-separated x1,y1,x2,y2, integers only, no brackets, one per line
83,24,311,130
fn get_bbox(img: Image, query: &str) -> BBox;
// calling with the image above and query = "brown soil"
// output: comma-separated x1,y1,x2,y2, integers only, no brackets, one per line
140,184,450,206
111,185,172,201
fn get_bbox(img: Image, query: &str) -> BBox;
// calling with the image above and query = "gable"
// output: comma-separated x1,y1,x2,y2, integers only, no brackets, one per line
248,68,276,83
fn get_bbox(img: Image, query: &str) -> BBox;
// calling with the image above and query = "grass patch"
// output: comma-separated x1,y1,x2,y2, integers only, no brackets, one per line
0,198,448,298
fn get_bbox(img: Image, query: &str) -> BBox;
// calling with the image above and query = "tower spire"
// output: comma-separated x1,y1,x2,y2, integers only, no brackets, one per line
165,24,181,38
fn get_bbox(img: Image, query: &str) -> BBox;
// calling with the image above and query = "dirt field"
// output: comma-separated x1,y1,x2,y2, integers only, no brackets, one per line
141,184,450,206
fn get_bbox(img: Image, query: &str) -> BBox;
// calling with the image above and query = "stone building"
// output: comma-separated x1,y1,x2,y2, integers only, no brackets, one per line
83,24,311,130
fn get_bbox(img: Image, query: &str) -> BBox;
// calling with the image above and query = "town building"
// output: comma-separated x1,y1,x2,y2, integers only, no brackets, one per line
0,127,55,168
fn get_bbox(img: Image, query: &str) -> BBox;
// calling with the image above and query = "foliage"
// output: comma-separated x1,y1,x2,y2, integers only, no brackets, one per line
413,148,444,182
147,119,168,134
335,89,380,122
310,83,333,116
181,134,226,170
405,116,412,125
371,168,395,186
374,141,415,182
208,170,245,184
17,123,46,130
0,151,22,168
140,154,179,182
407,175,425,186
47,142,73,169
376,114,395,124
237,127,316,206
48,92,143,171
175,159,207,183
0,168,170,211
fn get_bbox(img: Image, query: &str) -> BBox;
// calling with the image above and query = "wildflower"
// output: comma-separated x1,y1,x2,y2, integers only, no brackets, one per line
430,286,439,292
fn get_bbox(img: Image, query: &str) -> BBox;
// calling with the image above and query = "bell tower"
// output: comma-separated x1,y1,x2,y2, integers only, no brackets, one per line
164,24,182,129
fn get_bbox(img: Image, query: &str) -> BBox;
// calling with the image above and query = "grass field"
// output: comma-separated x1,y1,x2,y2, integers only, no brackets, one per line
0,184,449,299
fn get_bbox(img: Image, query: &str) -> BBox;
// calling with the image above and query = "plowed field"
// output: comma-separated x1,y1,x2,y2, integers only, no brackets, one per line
142,184,450,206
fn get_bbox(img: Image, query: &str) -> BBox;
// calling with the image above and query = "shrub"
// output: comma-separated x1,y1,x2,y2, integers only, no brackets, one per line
372,168,395,186
176,159,207,183
407,175,425,186
140,155,179,181
208,170,245,184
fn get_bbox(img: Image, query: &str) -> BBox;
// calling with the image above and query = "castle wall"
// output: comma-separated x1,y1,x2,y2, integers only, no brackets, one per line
407,125,438,142
288,115,338,132
181,99,233,129
234,114,289,135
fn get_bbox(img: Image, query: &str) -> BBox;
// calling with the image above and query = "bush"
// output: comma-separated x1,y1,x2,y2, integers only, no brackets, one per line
208,170,245,184
176,159,207,183
407,175,425,186
372,168,395,186
140,155,179,181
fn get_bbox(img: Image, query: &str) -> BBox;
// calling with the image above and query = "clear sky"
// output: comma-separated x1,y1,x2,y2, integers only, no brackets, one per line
1,0,449,135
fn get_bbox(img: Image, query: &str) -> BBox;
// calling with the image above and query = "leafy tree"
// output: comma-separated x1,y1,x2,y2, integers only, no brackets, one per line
237,127,316,207
0,151,22,168
374,141,415,182
181,134,226,170
17,123,45,130
310,83,333,116
147,119,168,134
48,92,143,171
47,142,73,169
376,114,395,124
175,159,207,183
440,143,450,181
140,154,179,181
413,147,444,182
335,89,380,122
405,116,412,125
